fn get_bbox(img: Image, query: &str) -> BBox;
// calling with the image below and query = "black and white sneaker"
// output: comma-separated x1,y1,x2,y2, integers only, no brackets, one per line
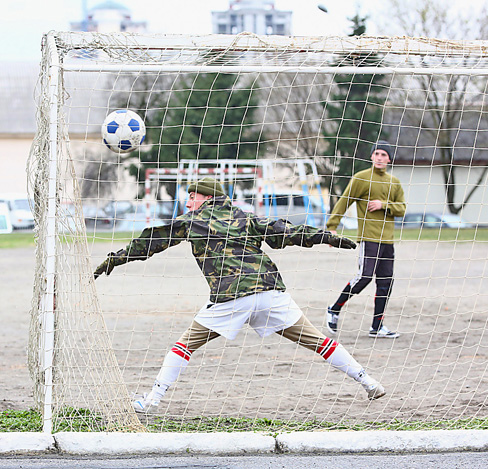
326,307,339,335
369,325,400,339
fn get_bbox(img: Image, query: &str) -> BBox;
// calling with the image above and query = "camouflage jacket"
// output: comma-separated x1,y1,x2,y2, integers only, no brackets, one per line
110,196,333,303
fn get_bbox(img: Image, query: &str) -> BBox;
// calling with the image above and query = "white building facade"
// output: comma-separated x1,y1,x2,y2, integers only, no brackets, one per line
212,0,292,35
71,0,147,33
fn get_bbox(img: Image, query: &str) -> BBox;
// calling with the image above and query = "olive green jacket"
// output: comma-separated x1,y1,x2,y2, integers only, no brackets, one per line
327,167,406,244
110,196,335,303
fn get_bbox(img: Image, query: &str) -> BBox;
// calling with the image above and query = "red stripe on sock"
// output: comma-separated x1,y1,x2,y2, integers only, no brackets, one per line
171,348,191,361
171,342,193,361
318,338,338,360
323,341,338,359
317,338,331,355
175,342,193,353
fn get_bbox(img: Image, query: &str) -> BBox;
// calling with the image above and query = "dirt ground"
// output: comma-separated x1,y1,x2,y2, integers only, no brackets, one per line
1,239,487,426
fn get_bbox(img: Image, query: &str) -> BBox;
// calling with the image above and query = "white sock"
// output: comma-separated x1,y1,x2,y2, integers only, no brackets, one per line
152,342,193,400
149,382,168,403
324,343,378,390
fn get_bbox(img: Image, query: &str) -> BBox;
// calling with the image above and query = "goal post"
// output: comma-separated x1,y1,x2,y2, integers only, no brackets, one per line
28,31,488,433
28,32,145,433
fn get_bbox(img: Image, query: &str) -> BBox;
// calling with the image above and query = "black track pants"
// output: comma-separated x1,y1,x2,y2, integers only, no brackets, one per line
330,241,394,330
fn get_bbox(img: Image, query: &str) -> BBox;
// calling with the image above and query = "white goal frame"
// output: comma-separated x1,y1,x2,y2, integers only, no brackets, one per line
28,31,488,434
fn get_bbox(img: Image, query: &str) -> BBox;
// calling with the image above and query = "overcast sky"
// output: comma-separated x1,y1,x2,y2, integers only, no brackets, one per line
2,0,485,62
2,0,388,62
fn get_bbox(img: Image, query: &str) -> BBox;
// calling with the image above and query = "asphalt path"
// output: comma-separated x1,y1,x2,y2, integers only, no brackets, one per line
0,452,487,468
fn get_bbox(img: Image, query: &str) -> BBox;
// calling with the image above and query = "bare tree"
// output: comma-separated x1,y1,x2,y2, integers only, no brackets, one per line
255,72,339,190
257,73,331,157
377,0,488,214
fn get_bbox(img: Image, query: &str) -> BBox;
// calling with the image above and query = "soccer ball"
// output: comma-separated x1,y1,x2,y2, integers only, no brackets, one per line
101,109,146,153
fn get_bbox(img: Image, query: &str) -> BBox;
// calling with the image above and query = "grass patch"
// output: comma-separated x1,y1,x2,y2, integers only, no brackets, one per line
395,227,488,242
146,415,488,433
0,232,37,249
0,231,138,249
334,228,488,242
52,408,105,432
2,409,487,433
2,228,488,250
0,409,42,432
0,408,105,432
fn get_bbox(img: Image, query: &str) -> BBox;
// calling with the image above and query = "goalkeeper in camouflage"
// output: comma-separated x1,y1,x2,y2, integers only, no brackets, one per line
94,177,386,413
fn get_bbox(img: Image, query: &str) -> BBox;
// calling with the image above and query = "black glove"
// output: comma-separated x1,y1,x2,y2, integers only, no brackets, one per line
94,250,126,279
323,232,357,250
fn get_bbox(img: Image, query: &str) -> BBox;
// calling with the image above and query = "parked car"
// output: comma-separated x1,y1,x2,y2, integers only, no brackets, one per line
243,191,326,226
154,201,174,220
114,211,169,233
82,206,114,230
112,202,172,232
0,201,13,233
57,203,114,232
396,212,473,229
104,201,135,219
0,194,34,229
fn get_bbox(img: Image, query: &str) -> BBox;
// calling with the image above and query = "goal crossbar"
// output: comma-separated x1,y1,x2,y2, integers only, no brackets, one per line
55,31,488,55
61,63,488,75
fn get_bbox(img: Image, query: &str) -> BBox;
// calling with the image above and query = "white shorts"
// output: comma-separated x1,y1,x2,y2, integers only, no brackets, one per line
194,290,303,340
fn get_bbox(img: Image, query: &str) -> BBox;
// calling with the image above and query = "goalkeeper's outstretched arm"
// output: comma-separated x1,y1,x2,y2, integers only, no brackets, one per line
93,221,186,279
253,217,357,250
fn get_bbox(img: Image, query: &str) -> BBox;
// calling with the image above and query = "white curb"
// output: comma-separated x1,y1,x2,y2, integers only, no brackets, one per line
0,433,55,454
54,431,276,455
3,429,488,455
276,429,488,453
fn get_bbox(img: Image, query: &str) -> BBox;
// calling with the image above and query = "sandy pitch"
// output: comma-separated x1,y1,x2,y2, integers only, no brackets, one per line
2,240,487,425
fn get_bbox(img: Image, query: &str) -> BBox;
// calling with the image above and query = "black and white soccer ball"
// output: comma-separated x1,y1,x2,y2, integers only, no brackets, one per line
101,109,146,153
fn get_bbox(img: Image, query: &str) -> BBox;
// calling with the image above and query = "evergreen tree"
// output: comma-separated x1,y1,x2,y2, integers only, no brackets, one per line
128,72,263,200
323,14,389,201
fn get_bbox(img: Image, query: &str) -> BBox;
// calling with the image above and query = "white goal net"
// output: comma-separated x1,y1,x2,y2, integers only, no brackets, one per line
28,31,488,433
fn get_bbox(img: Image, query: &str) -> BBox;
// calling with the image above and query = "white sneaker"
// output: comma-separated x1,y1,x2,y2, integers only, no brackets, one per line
132,391,160,414
369,325,400,339
365,383,386,400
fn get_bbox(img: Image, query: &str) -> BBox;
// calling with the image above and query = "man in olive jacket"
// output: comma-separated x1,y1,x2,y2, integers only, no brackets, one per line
95,177,386,413
326,140,406,338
